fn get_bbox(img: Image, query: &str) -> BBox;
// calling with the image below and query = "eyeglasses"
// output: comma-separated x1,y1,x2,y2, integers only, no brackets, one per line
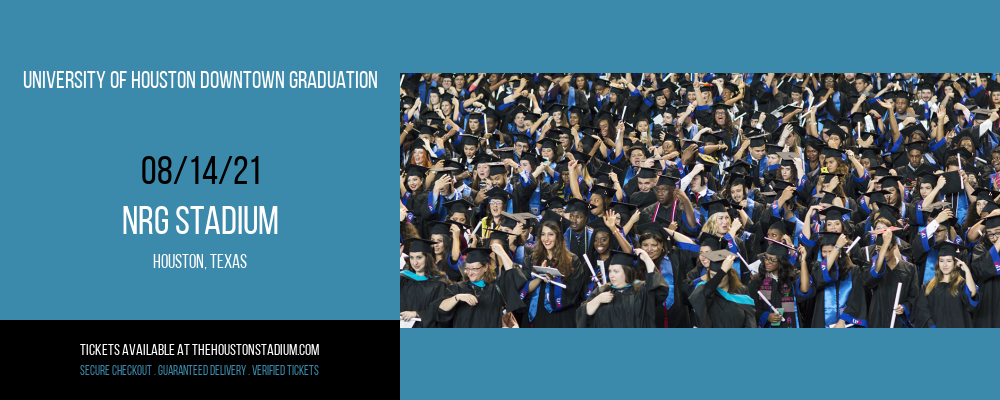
465,265,486,272
987,230,1000,239
489,200,503,205
763,256,778,263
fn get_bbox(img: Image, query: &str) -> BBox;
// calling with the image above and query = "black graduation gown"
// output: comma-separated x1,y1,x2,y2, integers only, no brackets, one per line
808,261,868,328
746,274,814,328
438,256,464,282
439,267,528,328
688,270,756,328
518,253,589,328
510,173,539,214
861,259,932,328
638,201,699,238
968,243,1000,327
924,280,978,328
656,244,700,328
399,274,449,328
405,190,434,238
575,270,670,328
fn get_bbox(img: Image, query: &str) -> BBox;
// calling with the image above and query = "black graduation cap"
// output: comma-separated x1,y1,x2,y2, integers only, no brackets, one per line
427,220,467,236
984,215,1000,230
404,164,429,179
655,173,680,188
725,160,754,174
817,231,842,247
768,218,796,236
460,134,483,148
821,146,845,160
855,74,872,84
700,130,723,144
932,241,965,260
826,126,849,141
484,229,514,245
498,214,520,229
748,134,767,148
637,222,666,242
702,249,737,272
565,198,596,215
404,238,436,254
952,129,980,148
917,171,939,186
544,103,567,115
520,152,539,165
471,152,499,165
723,81,739,94
771,179,798,196
594,110,614,124
538,138,558,151
946,147,973,162
485,187,511,203
817,205,851,222
608,250,639,268
916,82,935,92
879,175,902,189
938,171,963,195
462,247,493,264
983,200,1000,215
889,90,911,101
758,191,778,203
512,133,533,145
484,162,507,177
766,144,783,156
702,199,730,217
443,198,474,218
590,184,615,200
789,84,803,94
542,196,566,211
872,200,901,222
569,149,592,165
593,79,611,89
698,232,725,251
905,140,928,154
609,202,638,219
727,172,753,189
813,190,838,204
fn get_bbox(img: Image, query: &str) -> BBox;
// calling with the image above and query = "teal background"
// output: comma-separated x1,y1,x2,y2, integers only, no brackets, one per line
2,1,997,398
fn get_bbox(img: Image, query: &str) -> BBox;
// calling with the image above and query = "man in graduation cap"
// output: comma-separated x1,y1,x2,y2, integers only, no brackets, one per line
563,198,597,261
637,172,700,237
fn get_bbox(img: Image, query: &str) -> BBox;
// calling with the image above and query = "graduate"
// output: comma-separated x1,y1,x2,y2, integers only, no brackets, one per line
518,220,590,328
688,250,756,328
808,232,868,328
636,222,701,328
862,228,931,328
747,240,814,328
400,238,451,328
923,242,979,328
438,244,528,328
576,249,670,328
426,221,466,282
968,215,1000,327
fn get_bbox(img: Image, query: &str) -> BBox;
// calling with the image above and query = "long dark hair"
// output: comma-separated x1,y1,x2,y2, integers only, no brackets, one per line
406,251,445,279
534,221,574,277
751,253,798,287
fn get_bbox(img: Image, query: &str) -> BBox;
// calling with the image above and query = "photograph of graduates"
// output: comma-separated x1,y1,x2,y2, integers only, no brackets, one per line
401,73,1000,328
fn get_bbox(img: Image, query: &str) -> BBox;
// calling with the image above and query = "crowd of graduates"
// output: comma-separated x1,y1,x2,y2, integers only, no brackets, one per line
399,72,1000,328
